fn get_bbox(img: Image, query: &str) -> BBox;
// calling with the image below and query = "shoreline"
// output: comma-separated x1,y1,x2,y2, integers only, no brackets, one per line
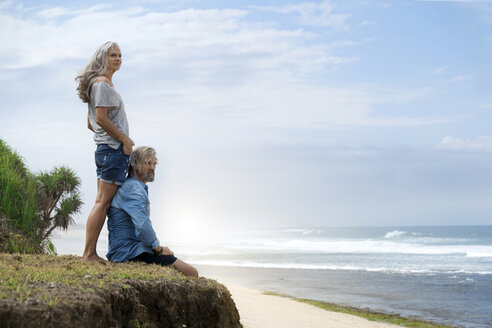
195,264,473,328
223,284,458,328
224,284,400,328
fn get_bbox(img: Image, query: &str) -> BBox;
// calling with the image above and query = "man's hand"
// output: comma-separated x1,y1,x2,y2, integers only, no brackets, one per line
153,246,174,256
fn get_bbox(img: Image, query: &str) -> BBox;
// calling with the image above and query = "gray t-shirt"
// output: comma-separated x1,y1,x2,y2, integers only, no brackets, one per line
88,81,132,149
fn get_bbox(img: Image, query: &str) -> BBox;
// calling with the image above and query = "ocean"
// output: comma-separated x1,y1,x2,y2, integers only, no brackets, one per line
52,225,492,328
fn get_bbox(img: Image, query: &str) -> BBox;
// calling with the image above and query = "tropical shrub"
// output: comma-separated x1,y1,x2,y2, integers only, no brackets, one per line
0,138,82,253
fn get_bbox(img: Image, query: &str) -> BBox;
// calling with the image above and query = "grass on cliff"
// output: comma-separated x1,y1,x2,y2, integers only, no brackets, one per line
262,291,457,328
0,253,196,305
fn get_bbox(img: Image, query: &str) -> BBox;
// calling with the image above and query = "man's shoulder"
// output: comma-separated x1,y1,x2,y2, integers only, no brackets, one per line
120,177,147,194
112,177,146,209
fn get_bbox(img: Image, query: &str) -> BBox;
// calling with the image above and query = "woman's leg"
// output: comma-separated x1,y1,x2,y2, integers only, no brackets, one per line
82,179,119,262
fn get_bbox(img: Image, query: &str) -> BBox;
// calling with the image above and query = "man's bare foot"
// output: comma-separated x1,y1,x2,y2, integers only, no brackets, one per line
81,254,106,262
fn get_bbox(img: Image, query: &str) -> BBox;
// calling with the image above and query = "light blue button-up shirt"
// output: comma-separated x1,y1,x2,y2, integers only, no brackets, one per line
106,176,160,262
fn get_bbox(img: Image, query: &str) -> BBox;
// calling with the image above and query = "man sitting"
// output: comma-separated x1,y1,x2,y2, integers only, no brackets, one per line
106,146,198,277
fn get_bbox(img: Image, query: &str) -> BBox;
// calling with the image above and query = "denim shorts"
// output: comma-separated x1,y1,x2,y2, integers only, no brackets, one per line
95,144,130,185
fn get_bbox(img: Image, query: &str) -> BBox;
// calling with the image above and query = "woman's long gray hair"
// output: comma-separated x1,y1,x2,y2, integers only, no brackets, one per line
75,41,119,103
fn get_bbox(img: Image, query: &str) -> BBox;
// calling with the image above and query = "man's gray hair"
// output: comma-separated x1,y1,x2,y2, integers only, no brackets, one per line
75,41,120,103
129,146,157,176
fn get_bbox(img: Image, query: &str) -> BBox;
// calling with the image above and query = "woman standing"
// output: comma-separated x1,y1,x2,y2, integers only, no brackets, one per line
76,41,134,262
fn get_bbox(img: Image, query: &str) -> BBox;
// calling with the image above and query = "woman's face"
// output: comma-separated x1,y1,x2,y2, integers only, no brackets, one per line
106,46,122,73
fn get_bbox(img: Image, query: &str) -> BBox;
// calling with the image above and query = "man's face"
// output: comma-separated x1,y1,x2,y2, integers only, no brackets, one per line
136,156,157,183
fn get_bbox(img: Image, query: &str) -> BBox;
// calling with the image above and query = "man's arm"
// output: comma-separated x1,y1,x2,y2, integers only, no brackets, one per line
122,186,160,249
153,246,174,256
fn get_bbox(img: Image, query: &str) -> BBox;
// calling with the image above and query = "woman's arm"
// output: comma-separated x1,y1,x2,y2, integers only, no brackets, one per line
87,113,94,132
95,107,133,155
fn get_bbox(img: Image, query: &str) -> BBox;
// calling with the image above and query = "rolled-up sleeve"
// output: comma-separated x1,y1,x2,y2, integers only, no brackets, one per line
121,185,160,249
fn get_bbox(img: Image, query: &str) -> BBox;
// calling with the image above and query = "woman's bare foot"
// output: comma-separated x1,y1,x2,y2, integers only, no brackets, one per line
81,254,106,262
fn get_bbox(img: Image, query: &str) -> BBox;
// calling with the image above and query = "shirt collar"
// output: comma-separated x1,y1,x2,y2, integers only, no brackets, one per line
129,175,148,192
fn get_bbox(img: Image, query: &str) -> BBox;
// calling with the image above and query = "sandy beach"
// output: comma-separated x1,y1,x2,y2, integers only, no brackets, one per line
225,284,402,328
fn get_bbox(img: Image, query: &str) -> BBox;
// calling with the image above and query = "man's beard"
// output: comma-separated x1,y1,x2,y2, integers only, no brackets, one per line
139,170,154,182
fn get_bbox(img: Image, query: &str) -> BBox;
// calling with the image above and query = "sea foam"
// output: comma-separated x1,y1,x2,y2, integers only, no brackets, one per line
385,230,407,238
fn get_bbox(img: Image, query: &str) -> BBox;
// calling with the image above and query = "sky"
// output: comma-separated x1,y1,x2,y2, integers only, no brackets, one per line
1,0,492,242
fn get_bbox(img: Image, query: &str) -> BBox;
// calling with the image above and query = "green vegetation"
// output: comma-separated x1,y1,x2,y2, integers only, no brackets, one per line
0,254,240,328
0,254,185,302
262,291,458,328
128,319,150,328
0,138,82,254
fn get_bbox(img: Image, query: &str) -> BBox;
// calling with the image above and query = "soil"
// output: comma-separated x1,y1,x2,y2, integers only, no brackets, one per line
0,254,242,328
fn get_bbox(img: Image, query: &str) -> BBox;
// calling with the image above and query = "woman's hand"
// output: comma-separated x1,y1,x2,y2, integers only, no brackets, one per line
95,107,133,155
123,138,133,155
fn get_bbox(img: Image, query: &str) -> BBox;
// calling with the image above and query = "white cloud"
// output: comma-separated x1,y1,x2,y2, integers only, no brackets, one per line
431,66,447,75
437,136,492,151
0,1,13,10
418,0,492,2
0,4,353,76
123,80,447,132
250,0,350,29
37,7,70,18
0,2,449,134
447,75,473,83
429,67,471,83
1,0,489,230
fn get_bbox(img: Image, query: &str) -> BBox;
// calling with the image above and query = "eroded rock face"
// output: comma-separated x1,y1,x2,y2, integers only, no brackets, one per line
0,277,242,328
